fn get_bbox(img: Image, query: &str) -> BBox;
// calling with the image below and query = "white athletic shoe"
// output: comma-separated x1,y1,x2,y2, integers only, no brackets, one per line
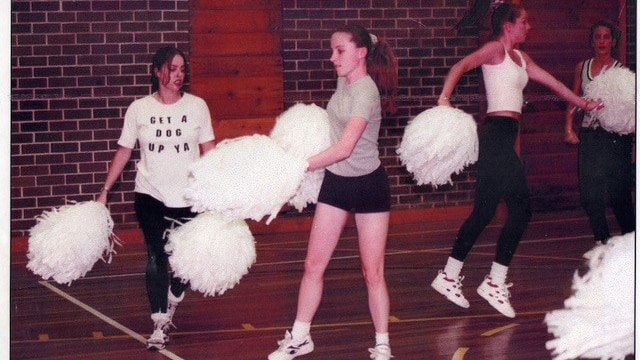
431,270,470,308
368,344,394,359
268,330,314,360
477,275,516,318
164,288,184,333
147,313,171,350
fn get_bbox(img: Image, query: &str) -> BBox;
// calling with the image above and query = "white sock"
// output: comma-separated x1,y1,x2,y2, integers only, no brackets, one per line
489,262,508,285
291,320,311,341
375,332,389,346
443,257,464,278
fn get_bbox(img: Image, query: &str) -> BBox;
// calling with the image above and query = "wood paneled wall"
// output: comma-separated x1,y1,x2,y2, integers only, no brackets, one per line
189,0,283,140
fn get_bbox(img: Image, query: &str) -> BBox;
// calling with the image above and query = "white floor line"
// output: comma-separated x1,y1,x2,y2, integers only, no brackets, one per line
38,280,185,360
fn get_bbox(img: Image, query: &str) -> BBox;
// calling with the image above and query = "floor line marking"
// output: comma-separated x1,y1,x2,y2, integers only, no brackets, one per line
452,347,469,360
38,281,185,360
481,323,519,337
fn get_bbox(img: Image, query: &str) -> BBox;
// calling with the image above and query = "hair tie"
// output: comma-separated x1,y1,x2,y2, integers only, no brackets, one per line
370,33,378,45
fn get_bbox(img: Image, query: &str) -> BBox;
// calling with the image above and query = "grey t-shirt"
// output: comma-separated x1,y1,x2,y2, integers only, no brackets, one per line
326,75,382,177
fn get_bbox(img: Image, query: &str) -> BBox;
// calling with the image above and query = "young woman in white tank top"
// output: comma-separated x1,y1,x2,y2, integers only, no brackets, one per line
429,3,603,319
563,21,634,243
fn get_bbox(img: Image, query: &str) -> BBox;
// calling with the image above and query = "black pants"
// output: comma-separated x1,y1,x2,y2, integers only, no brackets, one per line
451,116,532,266
579,128,635,242
135,193,194,313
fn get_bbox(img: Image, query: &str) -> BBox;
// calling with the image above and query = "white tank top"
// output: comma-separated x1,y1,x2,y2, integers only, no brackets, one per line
580,57,622,128
481,47,528,114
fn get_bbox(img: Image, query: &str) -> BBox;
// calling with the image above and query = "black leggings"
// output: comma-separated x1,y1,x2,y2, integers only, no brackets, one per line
135,193,194,313
579,128,635,241
450,116,532,266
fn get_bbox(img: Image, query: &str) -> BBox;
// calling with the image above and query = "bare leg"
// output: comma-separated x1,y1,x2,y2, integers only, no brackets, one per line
295,203,349,323
356,211,390,333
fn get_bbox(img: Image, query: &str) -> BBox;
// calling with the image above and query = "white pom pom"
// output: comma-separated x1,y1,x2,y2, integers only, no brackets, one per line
270,103,331,159
584,67,636,135
544,232,635,360
397,106,479,187
26,201,119,285
270,103,332,211
185,134,307,224
165,212,256,297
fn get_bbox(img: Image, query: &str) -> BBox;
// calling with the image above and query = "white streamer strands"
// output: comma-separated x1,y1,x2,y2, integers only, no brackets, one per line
544,232,635,360
270,103,331,211
165,212,256,297
584,66,636,135
185,134,307,224
27,201,119,285
397,106,478,187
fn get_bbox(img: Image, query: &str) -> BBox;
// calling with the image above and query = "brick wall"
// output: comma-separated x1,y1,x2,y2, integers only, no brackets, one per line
12,0,483,237
11,0,191,236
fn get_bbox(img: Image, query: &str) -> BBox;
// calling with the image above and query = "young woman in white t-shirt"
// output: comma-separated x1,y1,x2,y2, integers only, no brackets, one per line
97,46,215,350
268,24,398,360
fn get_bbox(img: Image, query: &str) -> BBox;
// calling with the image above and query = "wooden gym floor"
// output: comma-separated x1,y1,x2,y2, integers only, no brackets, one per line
10,207,635,359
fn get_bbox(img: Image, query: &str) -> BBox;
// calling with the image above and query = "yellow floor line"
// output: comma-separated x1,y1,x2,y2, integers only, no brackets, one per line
481,323,519,337
452,347,469,360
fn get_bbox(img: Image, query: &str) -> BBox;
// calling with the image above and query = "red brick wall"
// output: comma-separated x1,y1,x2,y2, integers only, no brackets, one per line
11,0,484,237
11,1,634,237
11,0,191,236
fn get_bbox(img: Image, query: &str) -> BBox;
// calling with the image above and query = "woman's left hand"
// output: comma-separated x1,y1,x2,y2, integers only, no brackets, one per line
584,99,604,111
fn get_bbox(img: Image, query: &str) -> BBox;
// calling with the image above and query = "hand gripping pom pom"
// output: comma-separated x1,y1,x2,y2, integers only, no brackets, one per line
270,103,332,211
27,201,120,285
544,232,635,360
185,134,307,224
397,106,479,187
165,212,256,297
584,67,636,135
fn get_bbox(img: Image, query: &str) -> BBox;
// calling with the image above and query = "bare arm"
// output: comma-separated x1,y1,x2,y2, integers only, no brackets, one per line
438,41,503,106
564,61,584,144
523,52,600,111
96,146,133,204
306,116,367,171
199,139,216,154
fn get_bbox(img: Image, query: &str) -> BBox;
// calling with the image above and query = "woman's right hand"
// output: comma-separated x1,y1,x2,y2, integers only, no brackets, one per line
564,129,580,145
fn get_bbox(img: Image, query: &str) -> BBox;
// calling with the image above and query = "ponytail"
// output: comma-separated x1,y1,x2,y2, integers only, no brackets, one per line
368,38,398,115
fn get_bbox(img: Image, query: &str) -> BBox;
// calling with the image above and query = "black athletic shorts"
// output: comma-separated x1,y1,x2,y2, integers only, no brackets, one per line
317,164,391,213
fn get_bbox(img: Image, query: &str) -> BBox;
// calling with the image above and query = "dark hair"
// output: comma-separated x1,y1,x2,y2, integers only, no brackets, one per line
151,46,187,93
491,3,525,37
334,24,398,114
590,20,621,54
